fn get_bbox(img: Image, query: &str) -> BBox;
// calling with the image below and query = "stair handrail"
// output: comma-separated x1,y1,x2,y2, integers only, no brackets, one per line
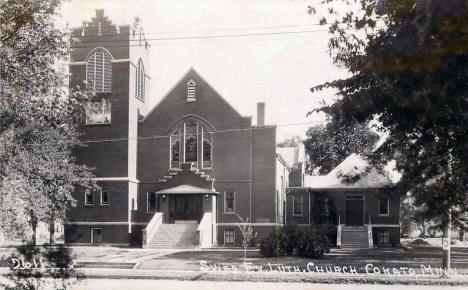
367,215,373,248
197,212,213,249
142,212,163,248
337,215,342,248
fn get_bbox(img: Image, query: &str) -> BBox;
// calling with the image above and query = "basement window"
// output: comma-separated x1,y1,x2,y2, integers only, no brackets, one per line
378,230,390,244
224,229,235,244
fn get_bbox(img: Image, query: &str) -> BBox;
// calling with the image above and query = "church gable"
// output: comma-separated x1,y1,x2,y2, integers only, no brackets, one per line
140,68,251,134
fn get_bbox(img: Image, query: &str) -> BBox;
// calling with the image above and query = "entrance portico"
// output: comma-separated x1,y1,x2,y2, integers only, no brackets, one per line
156,185,218,224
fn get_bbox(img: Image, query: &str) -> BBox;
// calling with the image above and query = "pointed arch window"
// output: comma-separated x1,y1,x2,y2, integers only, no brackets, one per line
86,49,112,92
136,58,145,101
169,119,213,169
202,127,212,168
185,121,198,163
170,126,181,168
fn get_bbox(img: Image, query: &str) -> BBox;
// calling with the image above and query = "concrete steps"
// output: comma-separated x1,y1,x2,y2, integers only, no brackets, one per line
341,226,369,248
147,223,198,249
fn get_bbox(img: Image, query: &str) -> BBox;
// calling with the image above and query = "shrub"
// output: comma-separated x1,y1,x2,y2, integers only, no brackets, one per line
259,226,331,259
294,228,330,258
259,227,291,257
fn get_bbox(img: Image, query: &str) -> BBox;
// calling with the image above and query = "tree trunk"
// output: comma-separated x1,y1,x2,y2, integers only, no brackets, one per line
49,221,55,245
442,212,451,271
30,215,37,246
460,224,465,242
421,224,426,238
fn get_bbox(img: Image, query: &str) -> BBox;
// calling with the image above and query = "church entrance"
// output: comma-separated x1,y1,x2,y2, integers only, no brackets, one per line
168,195,203,223
345,195,364,225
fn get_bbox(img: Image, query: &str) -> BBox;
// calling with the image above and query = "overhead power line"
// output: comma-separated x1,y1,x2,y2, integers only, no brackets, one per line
22,120,328,146
73,22,332,38
71,26,373,49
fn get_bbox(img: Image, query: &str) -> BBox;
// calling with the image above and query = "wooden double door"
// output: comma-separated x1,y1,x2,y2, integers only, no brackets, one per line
169,194,203,223
345,195,364,225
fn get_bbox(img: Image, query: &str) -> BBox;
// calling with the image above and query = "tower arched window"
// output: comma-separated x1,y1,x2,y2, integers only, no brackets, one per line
136,58,145,101
169,119,213,169
86,48,112,92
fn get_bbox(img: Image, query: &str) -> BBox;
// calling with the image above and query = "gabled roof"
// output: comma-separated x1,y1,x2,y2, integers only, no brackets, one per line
156,184,219,195
304,153,393,189
140,68,245,123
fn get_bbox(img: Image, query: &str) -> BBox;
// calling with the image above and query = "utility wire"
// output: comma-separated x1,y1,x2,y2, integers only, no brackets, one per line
70,27,371,49
72,22,333,38
20,120,327,146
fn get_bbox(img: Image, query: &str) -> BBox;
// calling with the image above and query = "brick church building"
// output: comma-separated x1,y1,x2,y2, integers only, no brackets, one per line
65,10,400,248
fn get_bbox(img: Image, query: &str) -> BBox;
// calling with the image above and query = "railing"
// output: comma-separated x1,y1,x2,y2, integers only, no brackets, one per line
142,212,163,248
196,212,213,249
337,215,342,248
368,215,373,248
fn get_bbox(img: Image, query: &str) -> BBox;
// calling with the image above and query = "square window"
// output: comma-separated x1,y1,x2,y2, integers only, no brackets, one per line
85,190,94,205
378,230,390,244
379,198,389,215
86,98,111,124
225,191,235,213
293,195,302,215
224,229,235,244
101,190,109,205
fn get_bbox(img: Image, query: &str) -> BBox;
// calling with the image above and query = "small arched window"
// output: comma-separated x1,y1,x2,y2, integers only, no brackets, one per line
136,58,145,101
169,119,213,169
86,48,112,92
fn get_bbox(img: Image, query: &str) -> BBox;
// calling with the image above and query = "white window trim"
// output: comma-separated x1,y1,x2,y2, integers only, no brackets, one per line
224,229,235,244
378,198,390,216
100,189,109,206
85,190,94,206
224,190,236,214
91,228,102,244
292,195,303,216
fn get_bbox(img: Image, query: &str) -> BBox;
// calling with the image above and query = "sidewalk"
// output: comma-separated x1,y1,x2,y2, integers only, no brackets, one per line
1,267,467,286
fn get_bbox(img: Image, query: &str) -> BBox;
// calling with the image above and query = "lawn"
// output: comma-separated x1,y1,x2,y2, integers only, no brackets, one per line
135,247,468,274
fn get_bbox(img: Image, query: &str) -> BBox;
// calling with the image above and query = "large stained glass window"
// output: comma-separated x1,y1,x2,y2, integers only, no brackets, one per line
184,121,198,163
202,127,212,168
170,126,181,168
169,120,213,169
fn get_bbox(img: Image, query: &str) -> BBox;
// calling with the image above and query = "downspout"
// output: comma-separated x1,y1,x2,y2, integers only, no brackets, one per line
308,190,311,225
250,127,253,222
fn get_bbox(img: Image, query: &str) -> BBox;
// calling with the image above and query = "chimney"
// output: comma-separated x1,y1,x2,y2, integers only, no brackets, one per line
96,9,104,18
257,102,265,126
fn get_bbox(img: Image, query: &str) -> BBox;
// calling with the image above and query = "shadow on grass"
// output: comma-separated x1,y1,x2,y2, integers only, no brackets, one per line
0,245,85,290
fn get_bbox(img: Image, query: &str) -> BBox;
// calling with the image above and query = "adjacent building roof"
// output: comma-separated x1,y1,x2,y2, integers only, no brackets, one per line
304,153,393,189
276,147,296,168
156,185,219,195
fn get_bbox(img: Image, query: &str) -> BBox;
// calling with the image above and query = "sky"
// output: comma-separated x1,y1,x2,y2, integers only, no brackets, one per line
57,0,349,142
